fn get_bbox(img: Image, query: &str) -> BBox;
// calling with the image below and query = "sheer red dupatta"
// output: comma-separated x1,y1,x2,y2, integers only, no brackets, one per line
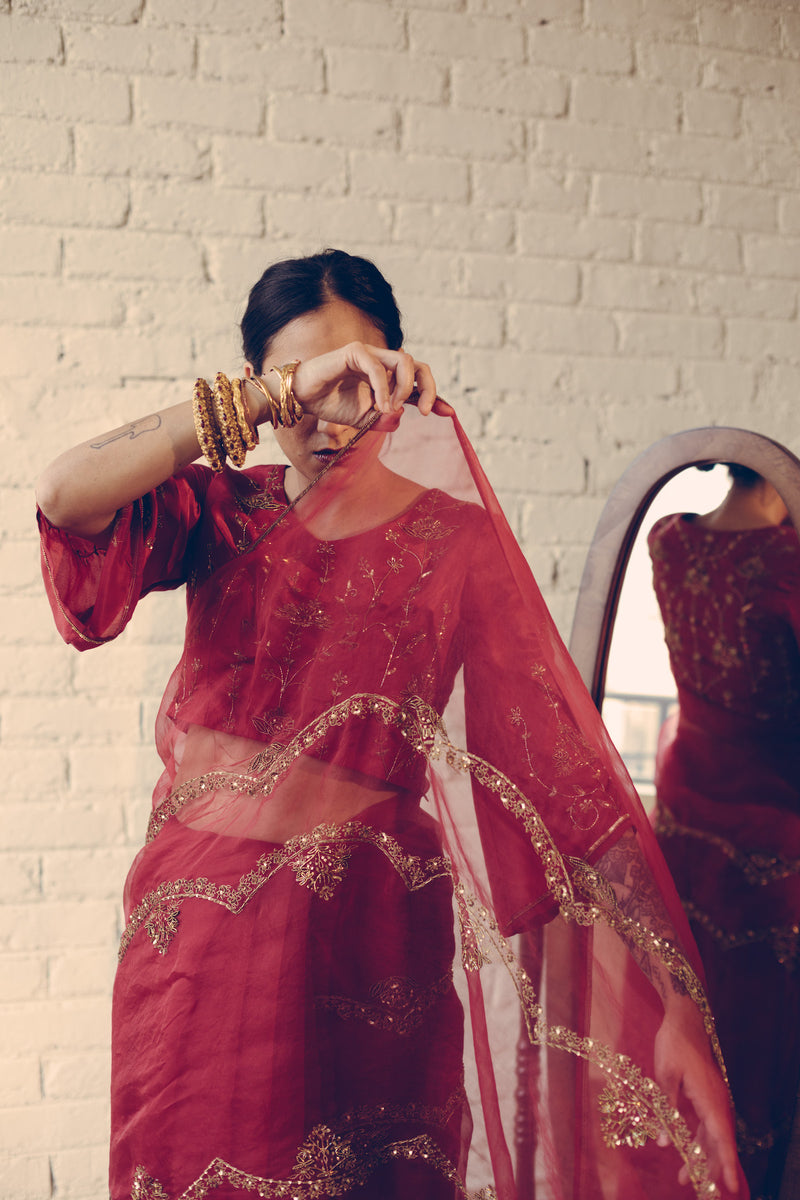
38,404,742,1200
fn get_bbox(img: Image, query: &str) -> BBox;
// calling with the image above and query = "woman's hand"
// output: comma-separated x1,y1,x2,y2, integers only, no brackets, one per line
249,343,439,428
654,1005,741,1194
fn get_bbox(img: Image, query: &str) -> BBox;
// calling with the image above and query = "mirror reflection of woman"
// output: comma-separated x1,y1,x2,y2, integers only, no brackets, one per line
37,250,741,1200
649,464,800,1200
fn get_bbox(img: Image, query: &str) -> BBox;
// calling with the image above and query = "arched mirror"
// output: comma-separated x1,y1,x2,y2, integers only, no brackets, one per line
567,426,800,1200
569,426,800,711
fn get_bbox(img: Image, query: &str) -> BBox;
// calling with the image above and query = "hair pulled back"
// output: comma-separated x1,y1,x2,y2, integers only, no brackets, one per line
697,462,762,487
241,249,403,372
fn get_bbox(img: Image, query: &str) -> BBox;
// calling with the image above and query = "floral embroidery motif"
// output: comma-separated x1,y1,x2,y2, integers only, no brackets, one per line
655,803,800,887
292,1124,356,1182
317,972,452,1035
683,900,800,969
291,838,352,900
123,689,723,1198
736,1113,791,1156
598,1079,662,1149
456,886,493,972
131,1168,169,1199
143,900,182,956
120,816,451,962
238,488,283,512
277,598,331,629
404,515,450,541
130,1129,497,1198
451,882,721,1198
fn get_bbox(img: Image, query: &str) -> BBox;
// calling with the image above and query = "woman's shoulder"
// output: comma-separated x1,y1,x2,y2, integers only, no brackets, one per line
647,512,685,548
403,487,490,537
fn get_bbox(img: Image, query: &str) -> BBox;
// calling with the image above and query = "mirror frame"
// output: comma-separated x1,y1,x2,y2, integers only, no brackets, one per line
568,426,800,708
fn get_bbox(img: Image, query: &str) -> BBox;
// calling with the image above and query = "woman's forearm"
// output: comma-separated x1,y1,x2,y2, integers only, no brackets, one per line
35,401,204,538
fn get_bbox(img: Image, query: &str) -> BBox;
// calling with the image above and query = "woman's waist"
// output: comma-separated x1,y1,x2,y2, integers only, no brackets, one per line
163,748,424,845
675,686,800,749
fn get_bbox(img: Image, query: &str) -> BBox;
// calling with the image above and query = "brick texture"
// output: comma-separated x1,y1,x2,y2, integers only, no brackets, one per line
4,2,800,1197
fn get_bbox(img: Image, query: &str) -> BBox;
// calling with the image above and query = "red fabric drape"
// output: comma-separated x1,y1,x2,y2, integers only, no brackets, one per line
650,513,800,1200
40,410,742,1200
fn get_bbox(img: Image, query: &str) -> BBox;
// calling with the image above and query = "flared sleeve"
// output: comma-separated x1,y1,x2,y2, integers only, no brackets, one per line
459,514,632,936
38,465,211,650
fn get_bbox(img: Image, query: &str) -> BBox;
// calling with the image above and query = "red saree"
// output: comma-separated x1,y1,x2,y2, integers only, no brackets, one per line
40,409,740,1200
649,513,800,1200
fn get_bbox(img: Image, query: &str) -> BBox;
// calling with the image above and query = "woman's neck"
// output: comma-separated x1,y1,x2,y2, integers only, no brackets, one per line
695,480,788,531
288,460,424,541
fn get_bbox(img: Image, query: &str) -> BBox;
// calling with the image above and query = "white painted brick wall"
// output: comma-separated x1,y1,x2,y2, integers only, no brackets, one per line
3,1,800,1195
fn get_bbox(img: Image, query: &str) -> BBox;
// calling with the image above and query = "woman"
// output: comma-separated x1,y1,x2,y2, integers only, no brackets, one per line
38,250,741,1200
649,465,800,1200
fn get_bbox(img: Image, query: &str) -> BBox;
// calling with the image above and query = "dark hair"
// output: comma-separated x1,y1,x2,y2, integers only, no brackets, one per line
241,249,403,370
696,462,761,487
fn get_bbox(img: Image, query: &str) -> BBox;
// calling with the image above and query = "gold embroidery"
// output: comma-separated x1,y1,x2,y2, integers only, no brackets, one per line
598,1079,663,1149
736,1112,791,1155
292,1124,356,1183
120,820,451,961
336,1083,467,1131
684,900,800,968
130,1128,497,1198
317,971,453,1035
131,1169,169,1199
568,857,727,1081
453,883,720,1198
143,900,181,957
127,694,722,1197
404,515,450,541
456,886,493,972
292,837,352,900
656,803,800,886
277,598,331,629
141,694,713,1043
239,488,283,512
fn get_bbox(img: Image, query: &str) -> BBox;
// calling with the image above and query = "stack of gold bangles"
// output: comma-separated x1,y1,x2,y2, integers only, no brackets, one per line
192,361,304,472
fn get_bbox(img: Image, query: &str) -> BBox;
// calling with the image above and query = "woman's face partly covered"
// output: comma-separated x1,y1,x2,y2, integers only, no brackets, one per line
251,299,387,489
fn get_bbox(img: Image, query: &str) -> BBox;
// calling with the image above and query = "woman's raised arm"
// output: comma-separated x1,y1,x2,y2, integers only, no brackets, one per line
35,400,206,539
35,341,437,539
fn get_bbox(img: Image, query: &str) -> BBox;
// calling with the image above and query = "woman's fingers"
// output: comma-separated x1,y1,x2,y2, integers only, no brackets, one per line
388,349,417,408
342,343,393,413
290,342,442,424
655,1030,740,1194
411,361,437,415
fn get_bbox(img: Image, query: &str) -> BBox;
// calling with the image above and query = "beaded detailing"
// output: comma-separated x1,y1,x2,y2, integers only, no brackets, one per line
316,971,453,1035
137,693,715,1050
684,900,800,969
656,802,800,887
456,885,722,1199
130,1123,498,1199
119,820,451,961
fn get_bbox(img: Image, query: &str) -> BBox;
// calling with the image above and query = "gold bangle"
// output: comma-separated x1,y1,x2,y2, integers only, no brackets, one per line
212,372,247,467
247,376,281,428
231,376,259,450
270,359,303,426
192,378,225,472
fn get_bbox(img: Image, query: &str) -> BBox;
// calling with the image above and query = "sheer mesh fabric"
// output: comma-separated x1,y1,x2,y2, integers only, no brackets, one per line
40,407,742,1200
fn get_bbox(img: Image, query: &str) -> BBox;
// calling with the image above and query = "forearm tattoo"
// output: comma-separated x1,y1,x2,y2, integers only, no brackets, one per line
90,414,162,449
596,830,688,1000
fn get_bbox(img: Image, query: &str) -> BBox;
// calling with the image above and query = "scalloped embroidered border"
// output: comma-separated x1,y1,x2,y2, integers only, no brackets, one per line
120,819,452,962
683,899,800,968
455,883,722,1200
131,1129,497,1199
128,694,724,1198
136,695,721,1068
656,803,800,887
